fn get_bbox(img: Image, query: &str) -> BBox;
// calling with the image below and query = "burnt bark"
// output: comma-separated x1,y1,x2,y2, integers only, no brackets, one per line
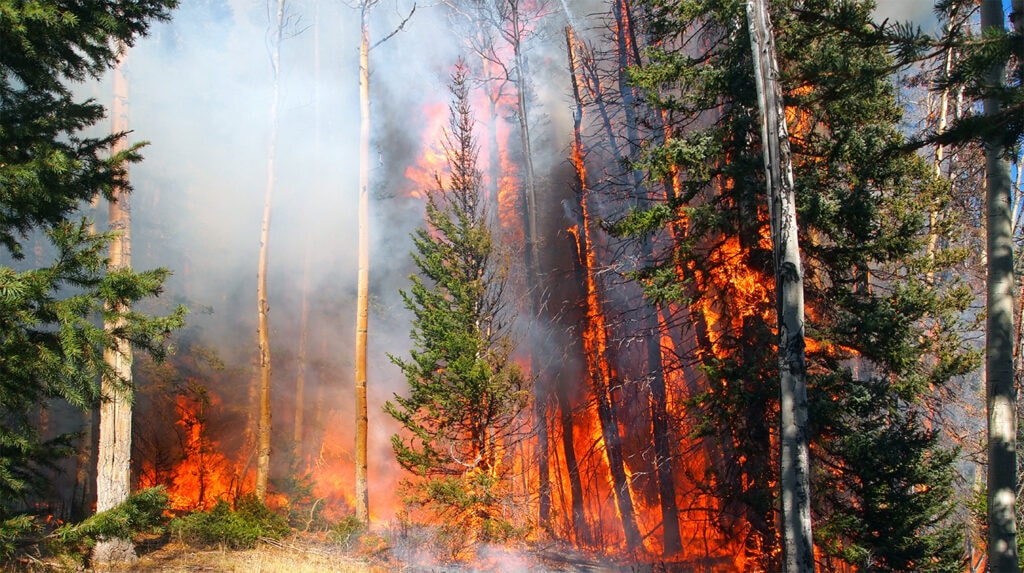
566,27,642,552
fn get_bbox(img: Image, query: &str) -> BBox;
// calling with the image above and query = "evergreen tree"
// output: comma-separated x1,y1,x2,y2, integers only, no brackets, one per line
0,0,184,539
626,0,975,569
385,61,527,539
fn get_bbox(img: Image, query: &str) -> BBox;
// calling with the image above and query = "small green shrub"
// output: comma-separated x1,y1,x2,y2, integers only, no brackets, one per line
169,494,289,549
400,472,529,560
329,514,365,547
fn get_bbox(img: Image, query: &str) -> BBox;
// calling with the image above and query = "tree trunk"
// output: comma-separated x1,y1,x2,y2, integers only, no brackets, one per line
556,380,590,545
562,27,594,547
565,27,642,552
505,0,549,530
611,0,683,553
926,17,955,285
294,237,312,448
94,51,137,565
982,0,1019,569
354,2,371,525
255,0,286,502
746,1,814,571
644,310,681,555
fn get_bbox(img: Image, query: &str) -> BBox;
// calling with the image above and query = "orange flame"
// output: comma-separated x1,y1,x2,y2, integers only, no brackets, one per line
138,392,242,511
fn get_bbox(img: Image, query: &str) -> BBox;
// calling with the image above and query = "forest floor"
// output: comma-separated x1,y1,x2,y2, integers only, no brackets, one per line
11,531,652,572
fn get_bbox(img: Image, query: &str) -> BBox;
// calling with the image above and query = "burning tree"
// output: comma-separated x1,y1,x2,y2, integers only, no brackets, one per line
385,61,528,545
625,0,975,569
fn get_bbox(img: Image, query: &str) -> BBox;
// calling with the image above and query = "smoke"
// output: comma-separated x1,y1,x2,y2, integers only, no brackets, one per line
91,0,595,522
872,0,941,33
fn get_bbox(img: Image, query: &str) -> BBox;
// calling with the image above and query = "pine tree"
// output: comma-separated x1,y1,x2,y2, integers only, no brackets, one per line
626,0,974,569
0,0,185,545
385,61,527,539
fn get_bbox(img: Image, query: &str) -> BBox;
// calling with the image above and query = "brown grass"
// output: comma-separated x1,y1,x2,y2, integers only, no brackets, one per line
6,529,622,572
118,536,383,572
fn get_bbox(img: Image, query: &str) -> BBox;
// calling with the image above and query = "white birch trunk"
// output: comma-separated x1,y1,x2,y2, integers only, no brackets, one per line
746,1,814,571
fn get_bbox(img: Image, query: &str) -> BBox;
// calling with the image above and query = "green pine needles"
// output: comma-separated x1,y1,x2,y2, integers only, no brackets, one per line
0,0,185,538
385,61,528,545
626,0,976,570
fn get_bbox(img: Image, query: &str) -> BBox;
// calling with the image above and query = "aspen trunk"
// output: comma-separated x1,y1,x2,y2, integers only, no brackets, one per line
255,0,286,502
925,16,956,284
505,0,549,528
94,52,136,564
982,0,1019,569
354,2,371,525
746,1,814,571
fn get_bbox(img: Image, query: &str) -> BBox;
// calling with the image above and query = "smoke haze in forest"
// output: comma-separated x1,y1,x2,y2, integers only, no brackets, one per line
81,0,980,529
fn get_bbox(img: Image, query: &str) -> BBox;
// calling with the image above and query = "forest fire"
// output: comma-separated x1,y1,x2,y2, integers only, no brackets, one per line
4,0,993,570
138,393,242,512
403,101,449,199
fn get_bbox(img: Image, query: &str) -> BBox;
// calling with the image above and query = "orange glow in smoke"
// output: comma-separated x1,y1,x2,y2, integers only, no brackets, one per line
404,101,449,198
138,393,243,511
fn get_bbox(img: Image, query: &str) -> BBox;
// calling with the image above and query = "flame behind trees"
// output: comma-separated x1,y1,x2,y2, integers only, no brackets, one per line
385,61,528,543
625,0,977,569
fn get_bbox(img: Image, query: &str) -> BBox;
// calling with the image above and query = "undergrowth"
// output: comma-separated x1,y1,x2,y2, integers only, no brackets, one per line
169,494,290,549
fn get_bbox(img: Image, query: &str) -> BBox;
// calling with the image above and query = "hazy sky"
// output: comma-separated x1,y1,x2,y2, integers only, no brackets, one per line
873,0,940,32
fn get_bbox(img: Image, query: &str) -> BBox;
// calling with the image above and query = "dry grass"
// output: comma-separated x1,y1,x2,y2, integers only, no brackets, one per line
120,536,383,572
6,529,627,572
6,533,385,573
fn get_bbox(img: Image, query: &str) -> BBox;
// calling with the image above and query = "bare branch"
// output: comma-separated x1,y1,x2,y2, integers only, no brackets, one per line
370,4,417,50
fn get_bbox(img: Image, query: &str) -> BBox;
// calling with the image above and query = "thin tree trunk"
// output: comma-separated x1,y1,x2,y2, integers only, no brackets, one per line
562,27,594,547
982,0,1019,569
556,382,590,545
295,238,312,447
505,0,549,529
94,51,136,564
354,2,371,525
926,12,956,285
611,0,683,553
565,27,642,552
746,1,813,571
255,0,285,502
